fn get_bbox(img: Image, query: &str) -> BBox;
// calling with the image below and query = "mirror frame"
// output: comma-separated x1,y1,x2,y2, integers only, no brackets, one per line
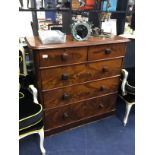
71,21,91,41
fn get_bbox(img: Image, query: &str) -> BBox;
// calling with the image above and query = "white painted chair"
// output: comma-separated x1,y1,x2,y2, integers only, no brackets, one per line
19,46,46,155
119,68,135,126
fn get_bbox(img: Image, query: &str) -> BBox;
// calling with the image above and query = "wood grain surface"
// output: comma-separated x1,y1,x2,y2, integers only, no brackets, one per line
25,35,130,50
42,77,120,109
25,35,129,136
44,93,117,130
88,43,125,61
39,47,87,67
40,58,123,90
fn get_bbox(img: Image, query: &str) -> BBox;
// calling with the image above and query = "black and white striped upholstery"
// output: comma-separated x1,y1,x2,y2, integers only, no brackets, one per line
19,46,46,154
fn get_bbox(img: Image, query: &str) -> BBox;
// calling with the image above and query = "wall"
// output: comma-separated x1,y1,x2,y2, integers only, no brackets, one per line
124,39,135,68
19,12,33,37
19,12,45,38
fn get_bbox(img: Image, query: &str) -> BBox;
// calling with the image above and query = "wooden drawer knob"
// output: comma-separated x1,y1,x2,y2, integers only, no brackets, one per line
100,86,106,91
104,49,111,54
63,112,69,119
102,67,108,73
61,53,69,61
62,93,70,100
99,103,104,108
61,73,69,80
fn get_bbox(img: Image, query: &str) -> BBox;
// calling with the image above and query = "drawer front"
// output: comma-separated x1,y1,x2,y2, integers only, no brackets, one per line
83,93,117,117
88,43,125,61
39,47,87,67
43,77,120,109
44,102,86,130
44,94,117,130
41,58,122,90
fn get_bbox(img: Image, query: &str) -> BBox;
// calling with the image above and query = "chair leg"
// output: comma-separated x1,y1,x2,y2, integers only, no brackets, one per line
38,128,46,155
123,102,133,126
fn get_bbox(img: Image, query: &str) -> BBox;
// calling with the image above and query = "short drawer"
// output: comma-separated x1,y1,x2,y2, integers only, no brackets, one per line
88,43,125,61
43,77,120,109
44,94,117,130
41,58,122,90
39,47,87,67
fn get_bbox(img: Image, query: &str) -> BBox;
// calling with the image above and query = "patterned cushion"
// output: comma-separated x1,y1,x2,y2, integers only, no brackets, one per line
19,119,43,136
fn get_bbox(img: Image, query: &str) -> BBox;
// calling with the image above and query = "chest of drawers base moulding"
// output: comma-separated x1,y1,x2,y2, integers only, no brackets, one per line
25,35,130,136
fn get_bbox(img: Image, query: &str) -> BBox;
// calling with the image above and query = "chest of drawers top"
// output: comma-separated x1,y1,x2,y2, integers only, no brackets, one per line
26,35,129,50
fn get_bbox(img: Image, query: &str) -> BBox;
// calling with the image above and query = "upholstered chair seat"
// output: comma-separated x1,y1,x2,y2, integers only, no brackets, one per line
19,88,43,132
19,47,46,155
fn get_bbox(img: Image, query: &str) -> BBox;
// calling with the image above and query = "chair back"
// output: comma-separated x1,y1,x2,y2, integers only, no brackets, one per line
19,46,27,76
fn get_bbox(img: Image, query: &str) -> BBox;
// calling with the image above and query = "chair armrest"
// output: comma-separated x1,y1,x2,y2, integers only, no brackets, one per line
28,85,39,104
121,69,128,96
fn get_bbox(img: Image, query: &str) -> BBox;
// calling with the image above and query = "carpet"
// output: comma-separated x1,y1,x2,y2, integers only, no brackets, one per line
19,97,135,155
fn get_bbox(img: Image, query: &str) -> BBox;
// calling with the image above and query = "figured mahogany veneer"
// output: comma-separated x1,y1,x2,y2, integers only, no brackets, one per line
39,47,87,67
43,77,120,110
41,58,122,90
88,43,125,61
26,35,129,136
44,93,117,130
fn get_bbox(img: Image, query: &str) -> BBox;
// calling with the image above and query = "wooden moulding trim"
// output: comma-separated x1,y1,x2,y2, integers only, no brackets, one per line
43,91,118,111
44,110,115,136
39,56,124,70
42,75,120,92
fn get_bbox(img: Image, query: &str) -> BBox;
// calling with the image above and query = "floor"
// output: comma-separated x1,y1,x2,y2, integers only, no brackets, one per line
19,98,135,155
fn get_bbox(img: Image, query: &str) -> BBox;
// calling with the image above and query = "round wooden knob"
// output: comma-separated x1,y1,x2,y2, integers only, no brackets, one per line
102,67,108,73
104,49,111,54
62,93,70,100
61,73,69,80
61,53,68,61
99,103,104,108
63,112,69,119
100,86,106,91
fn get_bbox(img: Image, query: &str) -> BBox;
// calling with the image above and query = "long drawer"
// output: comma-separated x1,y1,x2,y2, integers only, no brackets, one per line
88,43,125,61
44,93,117,130
40,58,122,90
42,77,120,109
39,47,87,67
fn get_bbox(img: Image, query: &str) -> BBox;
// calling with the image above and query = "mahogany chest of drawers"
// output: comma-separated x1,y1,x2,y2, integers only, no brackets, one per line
26,36,129,136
